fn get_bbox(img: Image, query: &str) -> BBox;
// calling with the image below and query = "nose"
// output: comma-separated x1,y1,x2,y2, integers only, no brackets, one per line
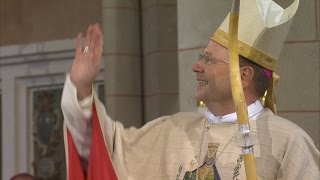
192,60,205,73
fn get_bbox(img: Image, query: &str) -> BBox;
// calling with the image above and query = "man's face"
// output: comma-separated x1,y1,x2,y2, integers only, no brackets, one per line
192,40,231,105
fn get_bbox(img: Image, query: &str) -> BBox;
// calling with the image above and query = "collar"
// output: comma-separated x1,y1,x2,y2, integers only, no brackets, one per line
204,99,264,124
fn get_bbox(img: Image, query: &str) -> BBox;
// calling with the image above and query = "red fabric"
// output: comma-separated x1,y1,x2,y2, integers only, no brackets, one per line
67,130,86,180
67,104,118,180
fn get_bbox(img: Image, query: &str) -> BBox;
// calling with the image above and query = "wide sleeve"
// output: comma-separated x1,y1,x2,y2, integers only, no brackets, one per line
277,129,320,180
62,74,118,180
61,74,94,160
63,102,118,180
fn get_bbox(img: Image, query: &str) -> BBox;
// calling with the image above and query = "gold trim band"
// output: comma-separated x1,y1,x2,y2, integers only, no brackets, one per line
212,29,277,71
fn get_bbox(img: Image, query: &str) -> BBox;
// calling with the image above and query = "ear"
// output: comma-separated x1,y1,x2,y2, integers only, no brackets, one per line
240,66,254,89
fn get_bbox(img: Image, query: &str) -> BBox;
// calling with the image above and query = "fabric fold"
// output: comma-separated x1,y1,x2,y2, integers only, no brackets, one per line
66,103,118,180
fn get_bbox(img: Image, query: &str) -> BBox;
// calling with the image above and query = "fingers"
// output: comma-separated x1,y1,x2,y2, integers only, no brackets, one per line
92,24,103,64
85,25,94,52
89,24,99,52
84,23,101,54
75,32,83,55
79,23,103,66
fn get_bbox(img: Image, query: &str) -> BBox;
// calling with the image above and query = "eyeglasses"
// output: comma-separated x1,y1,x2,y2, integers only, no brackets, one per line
198,53,229,65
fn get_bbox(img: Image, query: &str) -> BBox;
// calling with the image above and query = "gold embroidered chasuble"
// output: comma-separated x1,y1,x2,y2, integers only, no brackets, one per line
69,95,319,180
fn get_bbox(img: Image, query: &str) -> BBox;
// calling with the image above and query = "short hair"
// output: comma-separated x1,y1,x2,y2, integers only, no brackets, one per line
239,56,269,97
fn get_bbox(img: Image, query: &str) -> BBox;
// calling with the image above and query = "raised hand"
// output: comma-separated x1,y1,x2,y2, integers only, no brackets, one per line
70,23,103,99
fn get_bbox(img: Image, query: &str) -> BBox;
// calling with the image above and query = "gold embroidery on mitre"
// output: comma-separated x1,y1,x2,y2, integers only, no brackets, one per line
211,29,277,71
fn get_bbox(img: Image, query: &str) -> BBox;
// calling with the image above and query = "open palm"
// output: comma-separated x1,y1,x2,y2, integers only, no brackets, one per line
70,24,103,99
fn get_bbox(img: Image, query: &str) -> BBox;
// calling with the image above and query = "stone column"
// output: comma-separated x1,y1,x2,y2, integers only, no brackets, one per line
277,0,320,149
101,0,143,127
0,75,16,180
141,0,179,122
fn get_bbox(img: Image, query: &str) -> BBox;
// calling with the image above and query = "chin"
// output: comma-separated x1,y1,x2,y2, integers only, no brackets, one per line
196,86,209,101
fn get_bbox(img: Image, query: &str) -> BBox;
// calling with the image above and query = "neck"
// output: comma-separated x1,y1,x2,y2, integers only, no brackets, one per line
206,101,235,116
205,96,257,116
